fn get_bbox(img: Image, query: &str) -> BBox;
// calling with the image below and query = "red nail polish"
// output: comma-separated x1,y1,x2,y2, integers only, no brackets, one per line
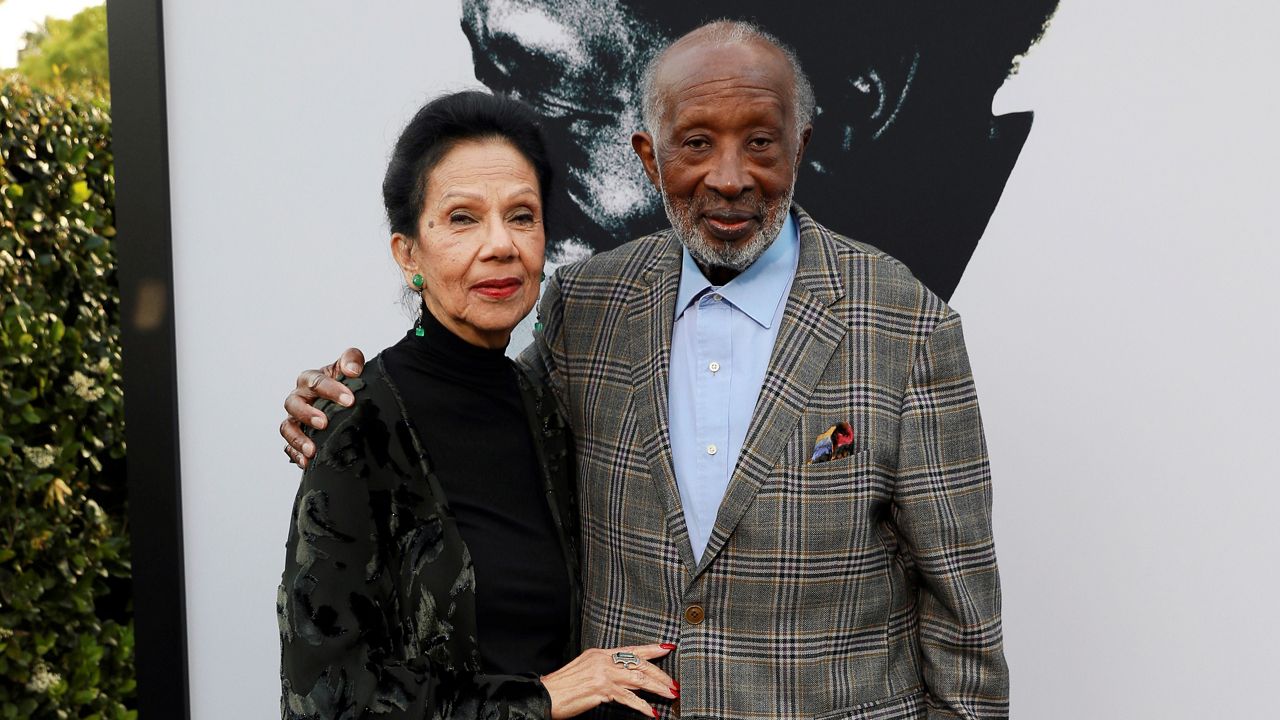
651,708,659,719
673,681,681,693
660,642,677,650
670,684,679,698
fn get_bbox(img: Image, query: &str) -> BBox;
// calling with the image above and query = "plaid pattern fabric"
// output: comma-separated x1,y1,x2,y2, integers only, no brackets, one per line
521,207,1006,720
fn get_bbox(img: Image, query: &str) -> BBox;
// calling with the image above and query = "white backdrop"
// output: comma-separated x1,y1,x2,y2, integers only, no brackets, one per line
159,1,1280,717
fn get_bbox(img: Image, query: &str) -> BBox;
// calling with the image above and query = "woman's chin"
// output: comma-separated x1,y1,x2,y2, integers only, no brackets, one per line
469,313,532,347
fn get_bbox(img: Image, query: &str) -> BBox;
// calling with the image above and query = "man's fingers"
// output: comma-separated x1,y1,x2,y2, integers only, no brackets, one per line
278,352,367,473
296,367,354,408
284,391,329,430
282,443,309,470
280,419,315,458
337,347,365,378
312,375,355,406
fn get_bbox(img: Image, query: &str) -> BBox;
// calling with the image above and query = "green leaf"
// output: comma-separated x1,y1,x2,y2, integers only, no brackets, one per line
3,184,22,200
70,180,91,204
6,388,34,406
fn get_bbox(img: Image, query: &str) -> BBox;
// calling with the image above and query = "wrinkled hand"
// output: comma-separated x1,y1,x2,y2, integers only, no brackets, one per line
280,348,366,468
543,644,677,719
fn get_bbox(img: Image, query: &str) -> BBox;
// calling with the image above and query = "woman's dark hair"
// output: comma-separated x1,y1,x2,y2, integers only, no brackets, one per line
383,90,554,238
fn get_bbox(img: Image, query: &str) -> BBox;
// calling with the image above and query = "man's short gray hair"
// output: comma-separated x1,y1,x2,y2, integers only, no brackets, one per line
639,20,816,143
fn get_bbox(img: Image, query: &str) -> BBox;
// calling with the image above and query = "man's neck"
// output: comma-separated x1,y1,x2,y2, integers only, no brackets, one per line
697,261,742,286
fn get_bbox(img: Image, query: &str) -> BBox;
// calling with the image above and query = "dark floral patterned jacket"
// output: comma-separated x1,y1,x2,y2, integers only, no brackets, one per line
277,355,579,719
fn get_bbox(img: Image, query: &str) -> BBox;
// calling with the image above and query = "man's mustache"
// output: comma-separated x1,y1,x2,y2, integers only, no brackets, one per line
686,192,769,219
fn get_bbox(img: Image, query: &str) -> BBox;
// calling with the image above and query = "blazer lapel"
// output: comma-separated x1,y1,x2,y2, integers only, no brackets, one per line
697,207,847,573
627,233,700,572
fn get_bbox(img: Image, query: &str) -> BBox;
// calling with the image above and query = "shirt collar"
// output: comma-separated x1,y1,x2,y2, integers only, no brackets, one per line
674,210,799,329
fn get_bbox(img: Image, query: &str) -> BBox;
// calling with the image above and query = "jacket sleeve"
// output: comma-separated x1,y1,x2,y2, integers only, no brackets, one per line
893,312,1009,719
277,399,551,720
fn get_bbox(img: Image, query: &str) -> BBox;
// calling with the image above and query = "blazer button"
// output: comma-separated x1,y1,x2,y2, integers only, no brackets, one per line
683,604,705,624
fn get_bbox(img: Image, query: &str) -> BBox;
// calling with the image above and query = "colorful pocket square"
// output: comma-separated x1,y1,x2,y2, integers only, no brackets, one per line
809,422,855,464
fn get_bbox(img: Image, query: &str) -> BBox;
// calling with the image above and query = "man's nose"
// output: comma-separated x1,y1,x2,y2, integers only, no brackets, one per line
704,147,751,198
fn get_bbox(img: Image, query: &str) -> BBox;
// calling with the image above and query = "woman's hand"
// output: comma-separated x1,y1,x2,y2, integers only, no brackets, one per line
542,644,678,719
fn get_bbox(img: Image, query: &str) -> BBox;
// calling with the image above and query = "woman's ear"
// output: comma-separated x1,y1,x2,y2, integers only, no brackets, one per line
390,233,416,277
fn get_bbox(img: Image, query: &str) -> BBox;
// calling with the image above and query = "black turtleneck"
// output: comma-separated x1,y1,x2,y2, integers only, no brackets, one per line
381,309,571,677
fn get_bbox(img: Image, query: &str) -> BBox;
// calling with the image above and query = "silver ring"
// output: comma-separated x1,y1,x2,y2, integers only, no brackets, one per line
611,651,640,670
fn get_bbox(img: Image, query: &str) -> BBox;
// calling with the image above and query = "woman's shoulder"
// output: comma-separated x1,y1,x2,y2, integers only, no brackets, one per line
512,362,573,464
304,356,404,471
512,362,566,428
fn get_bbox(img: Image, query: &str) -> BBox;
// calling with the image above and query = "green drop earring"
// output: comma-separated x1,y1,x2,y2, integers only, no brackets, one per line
412,274,426,336
534,270,546,332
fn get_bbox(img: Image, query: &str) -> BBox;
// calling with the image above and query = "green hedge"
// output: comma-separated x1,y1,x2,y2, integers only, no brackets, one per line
0,78,134,718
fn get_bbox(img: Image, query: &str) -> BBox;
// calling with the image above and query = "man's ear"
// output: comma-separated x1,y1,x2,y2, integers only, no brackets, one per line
631,131,661,190
795,124,813,166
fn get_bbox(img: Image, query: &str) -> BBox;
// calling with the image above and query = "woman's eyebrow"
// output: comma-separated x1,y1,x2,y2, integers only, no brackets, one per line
438,189,485,204
436,185,537,205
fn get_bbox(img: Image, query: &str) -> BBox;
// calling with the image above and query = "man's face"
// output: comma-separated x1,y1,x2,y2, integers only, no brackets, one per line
633,40,810,272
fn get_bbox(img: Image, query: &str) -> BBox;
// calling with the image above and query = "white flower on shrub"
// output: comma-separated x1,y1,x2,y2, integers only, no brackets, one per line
85,498,107,527
25,663,62,693
22,445,56,469
69,370,105,402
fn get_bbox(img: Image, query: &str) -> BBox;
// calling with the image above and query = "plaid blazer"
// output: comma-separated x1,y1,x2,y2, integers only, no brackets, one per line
521,207,1006,720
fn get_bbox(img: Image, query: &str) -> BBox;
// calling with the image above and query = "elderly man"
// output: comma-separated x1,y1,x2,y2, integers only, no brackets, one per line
283,21,1006,720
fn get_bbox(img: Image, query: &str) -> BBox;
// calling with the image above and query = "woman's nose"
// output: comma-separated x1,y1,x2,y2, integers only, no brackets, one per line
480,217,518,258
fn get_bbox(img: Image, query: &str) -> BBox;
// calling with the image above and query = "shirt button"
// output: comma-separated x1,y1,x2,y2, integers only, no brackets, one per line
708,361,720,373
684,604,705,624
710,293,722,302
706,444,717,455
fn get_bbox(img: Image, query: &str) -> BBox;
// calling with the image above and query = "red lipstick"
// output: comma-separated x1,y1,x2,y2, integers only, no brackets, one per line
472,277,523,299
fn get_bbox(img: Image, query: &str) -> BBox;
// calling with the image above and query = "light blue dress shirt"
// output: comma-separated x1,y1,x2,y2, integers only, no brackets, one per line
668,211,799,561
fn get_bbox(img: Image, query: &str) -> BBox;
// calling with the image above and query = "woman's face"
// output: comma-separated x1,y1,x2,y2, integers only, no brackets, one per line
393,139,546,349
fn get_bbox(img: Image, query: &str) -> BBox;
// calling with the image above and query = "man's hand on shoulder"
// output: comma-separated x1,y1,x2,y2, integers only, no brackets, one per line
280,348,366,469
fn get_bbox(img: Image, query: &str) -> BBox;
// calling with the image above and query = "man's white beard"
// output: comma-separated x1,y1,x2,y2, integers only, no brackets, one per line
659,178,795,274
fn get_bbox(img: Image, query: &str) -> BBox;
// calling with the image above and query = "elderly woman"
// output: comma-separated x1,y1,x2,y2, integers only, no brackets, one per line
277,91,675,719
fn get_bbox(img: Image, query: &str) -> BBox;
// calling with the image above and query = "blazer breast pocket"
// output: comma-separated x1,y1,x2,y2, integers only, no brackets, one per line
798,448,878,486
791,449,891,550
